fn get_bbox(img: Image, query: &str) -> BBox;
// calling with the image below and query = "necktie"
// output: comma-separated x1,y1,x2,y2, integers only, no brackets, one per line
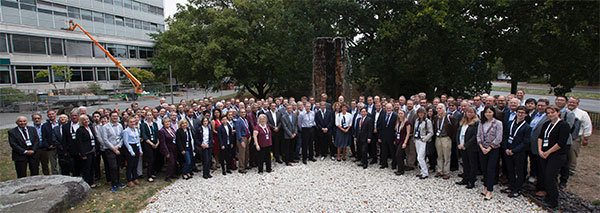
386,113,391,126
22,128,29,140
360,117,364,128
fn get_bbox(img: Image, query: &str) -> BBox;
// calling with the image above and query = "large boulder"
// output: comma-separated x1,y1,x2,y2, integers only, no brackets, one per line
0,175,90,213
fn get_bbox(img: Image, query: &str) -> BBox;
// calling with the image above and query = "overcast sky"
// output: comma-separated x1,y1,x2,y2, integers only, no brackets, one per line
164,0,188,19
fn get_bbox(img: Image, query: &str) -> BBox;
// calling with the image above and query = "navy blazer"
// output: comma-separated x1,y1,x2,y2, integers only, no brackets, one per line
198,125,214,148
377,112,398,143
315,109,334,136
502,119,531,153
75,126,98,156
52,124,64,153
41,120,57,148
8,126,40,161
61,121,79,156
457,122,479,152
218,122,236,147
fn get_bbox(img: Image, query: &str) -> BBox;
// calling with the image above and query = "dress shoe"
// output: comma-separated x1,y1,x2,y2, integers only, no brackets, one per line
419,175,428,179
370,160,377,165
391,165,397,170
222,171,227,175
435,173,442,177
286,163,293,166
320,157,325,161
203,176,209,179
442,175,449,179
291,160,299,163
309,158,317,162
458,173,463,177
455,180,468,185
466,182,474,189
379,166,388,169
394,171,404,176
266,169,273,173
404,167,415,171
535,191,547,197
508,192,520,198
303,160,307,164
133,179,141,185
239,170,247,174
357,163,365,167
276,159,283,164
226,170,232,174
500,188,512,194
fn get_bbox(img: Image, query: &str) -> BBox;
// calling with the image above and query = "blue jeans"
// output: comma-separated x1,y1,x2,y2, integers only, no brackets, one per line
183,148,193,175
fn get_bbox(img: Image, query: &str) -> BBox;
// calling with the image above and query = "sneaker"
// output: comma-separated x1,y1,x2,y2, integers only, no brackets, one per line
320,156,325,161
117,183,127,188
527,176,536,184
330,157,335,161
110,186,118,192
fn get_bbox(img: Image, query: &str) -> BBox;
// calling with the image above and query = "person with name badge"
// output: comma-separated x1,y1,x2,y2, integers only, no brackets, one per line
76,115,98,188
501,106,532,198
8,116,40,178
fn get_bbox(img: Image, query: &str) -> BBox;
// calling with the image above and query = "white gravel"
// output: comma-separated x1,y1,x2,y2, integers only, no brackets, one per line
143,159,544,212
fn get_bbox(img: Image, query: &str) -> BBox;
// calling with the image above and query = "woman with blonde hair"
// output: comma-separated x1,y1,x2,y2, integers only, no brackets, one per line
394,110,412,175
175,119,193,180
455,106,480,189
253,114,273,173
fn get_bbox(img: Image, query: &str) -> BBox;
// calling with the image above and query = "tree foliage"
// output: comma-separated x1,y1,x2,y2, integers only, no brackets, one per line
36,65,73,91
129,67,156,83
153,0,598,98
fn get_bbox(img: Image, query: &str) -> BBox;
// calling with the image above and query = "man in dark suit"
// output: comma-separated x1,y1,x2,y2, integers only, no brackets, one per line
40,110,59,175
354,108,373,169
62,109,82,176
351,103,367,161
185,108,202,172
378,103,398,169
266,103,283,163
217,116,236,175
315,101,334,160
8,116,40,178
369,102,383,164
280,105,298,166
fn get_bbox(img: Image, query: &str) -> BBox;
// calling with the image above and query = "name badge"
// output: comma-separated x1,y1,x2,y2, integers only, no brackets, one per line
151,135,155,141
460,135,465,141
25,139,32,146
436,130,441,137
508,136,514,144
91,139,95,146
72,133,76,140
265,134,270,140
542,139,549,147
396,134,401,140
415,132,420,139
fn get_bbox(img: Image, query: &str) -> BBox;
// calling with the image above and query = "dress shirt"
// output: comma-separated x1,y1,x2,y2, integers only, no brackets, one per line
122,127,142,156
298,110,316,128
569,108,592,137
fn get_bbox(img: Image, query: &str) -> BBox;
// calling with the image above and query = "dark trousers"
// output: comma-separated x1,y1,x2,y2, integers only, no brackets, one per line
164,147,177,178
93,150,101,179
541,152,567,206
202,148,212,177
369,133,379,161
479,148,499,191
154,149,165,174
142,142,156,178
249,140,257,167
535,155,545,191
317,132,332,157
72,154,82,176
271,131,282,160
506,151,526,192
450,139,459,170
462,150,479,184
359,139,369,167
282,138,296,163
559,145,571,184
526,150,538,178
103,150,121,187
100,150,111,182
380,139,397,167
125,144,140,182
14,154,39,178
58,153,73,176
219,145,232,173
81,153,95,186
257,146,272,172
301,127,315,161
395,144,406,172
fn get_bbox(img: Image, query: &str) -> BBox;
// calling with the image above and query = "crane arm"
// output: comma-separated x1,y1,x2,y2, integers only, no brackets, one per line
66,20,143,94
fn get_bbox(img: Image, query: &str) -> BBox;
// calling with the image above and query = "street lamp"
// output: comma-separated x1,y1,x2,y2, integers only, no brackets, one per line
169,65,173,104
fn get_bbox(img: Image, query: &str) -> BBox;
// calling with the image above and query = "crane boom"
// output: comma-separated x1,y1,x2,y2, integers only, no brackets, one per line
65,20,144,94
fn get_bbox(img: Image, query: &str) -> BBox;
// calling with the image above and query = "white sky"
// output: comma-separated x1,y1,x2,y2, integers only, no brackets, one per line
164,0,188,19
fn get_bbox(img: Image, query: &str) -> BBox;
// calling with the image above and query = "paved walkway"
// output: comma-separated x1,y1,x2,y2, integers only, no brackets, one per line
490,91,600,113
492,81,600,94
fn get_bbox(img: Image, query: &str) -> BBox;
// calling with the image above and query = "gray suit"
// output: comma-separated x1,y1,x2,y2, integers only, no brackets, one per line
530,115,549,155
280,111,298,163
560,110,575,145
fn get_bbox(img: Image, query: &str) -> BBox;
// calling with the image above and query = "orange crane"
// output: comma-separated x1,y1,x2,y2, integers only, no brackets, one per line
64,20,144,96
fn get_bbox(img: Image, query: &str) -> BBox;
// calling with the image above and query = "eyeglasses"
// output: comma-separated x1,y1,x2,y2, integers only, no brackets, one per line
517,111,527,114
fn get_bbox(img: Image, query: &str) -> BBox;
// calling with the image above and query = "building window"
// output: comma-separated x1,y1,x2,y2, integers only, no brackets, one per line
33,66,49,83
128,46,137,58
93,11,104,23
109,67,119,80
71,67,82,81
142,21,151,30
104,0,113,5
114,0,122,7
67,6,80,19
16,66,33,83
82,67,94,81
115,16,124,26
0,34,7,53
134,20,142,29
81,9,93,21
150,23,158,31
19,0,36,11
139,47,153,58
96,67,107,81
93,43,105,58
125,18,134,28
141,3,149,13
132,1,140,10
104,14,114,25
123,0,132,9
66,40,92,57
12,35,47,54
0,66,10,84
106,44,127,58
50,38,63,56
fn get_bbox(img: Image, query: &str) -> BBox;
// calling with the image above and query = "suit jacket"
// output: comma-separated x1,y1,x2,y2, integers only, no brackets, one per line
315,109,334,136
175,128,194,153
185,117,202,142
75,126,98,156
449,111,463,125
61,121,79,156
458,122,480,152
266,110,282,132
247,112,258,127
503,109,517,124
529,115,549,155
406,109,417,134
218,122,236,146
433,114,457,140
354,116,373,143
198,125,214,148
280,112,298,139
8,126,40,161
378,112,398,143
41,120,57,148
502,119,531,153
140,121,159,143
52,124,64,153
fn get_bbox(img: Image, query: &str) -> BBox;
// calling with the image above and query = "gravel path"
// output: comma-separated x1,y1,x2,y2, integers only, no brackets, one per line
144,159,543,212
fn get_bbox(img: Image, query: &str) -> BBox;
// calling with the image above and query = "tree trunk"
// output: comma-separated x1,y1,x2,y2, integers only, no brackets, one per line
510,77,519,94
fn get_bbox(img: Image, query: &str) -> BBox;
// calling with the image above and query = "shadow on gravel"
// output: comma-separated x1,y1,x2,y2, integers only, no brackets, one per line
521,183,600,212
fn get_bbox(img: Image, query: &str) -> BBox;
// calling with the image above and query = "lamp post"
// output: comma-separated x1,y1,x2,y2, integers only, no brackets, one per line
169,65,173,104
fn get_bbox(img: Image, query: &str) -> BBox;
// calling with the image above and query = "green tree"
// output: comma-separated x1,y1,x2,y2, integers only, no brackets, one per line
35,65,72,92
129,67,156,82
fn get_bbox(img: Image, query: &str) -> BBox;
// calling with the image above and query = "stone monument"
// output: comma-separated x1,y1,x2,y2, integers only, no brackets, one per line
313,37,352,103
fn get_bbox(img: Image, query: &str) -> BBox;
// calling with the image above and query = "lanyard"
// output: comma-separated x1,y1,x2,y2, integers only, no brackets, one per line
437,115,446,131
509,120,526,138
19,127,29,141
544,119,561,139
260,124,269,135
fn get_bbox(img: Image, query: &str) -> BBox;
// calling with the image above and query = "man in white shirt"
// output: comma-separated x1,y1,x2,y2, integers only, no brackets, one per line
566,97,592,175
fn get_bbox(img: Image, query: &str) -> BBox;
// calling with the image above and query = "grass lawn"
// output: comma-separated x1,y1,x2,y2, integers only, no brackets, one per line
491,86,600,100
0,128,173,212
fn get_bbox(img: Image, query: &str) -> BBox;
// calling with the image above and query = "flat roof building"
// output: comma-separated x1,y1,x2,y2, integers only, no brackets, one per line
0,0,164,92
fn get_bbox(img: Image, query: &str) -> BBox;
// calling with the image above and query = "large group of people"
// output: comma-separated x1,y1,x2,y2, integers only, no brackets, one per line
8,90,593,208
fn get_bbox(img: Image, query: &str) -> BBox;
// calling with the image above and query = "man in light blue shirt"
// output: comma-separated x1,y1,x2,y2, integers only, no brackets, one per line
298,103,316,164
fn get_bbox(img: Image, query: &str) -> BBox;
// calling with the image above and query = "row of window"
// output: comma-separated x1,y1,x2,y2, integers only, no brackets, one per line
0,33,155,59
2,0,165,32
0,65,147,84
94,0,164,16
